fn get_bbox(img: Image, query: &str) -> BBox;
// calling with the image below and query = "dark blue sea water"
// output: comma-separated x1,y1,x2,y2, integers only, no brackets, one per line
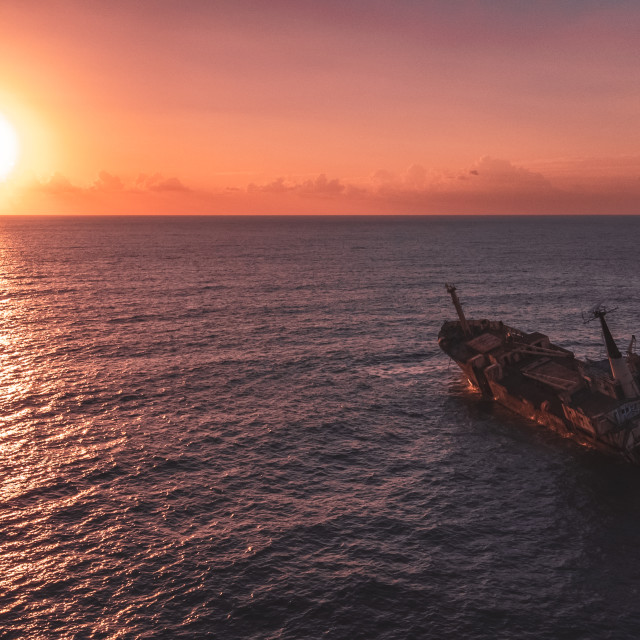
1,215,640,639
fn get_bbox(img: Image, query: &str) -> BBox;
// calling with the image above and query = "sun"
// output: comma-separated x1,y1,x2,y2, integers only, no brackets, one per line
0,113,19,180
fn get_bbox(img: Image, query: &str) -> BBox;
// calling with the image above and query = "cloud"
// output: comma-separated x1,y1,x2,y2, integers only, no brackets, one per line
298,174,345,196
527,154,640,191
248,177,290,193
465,156,553,192
371,169,396,186
249,173,346,197
243,155,640,215
93,170,124,191
367,157,553,194
8,155,640,215
29,170,190,195
404,164,427,189
135,173,189,192
34,172,79,194
5,170,197,215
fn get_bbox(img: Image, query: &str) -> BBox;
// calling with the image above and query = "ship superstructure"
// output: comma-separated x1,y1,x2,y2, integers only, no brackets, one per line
438,284,640,463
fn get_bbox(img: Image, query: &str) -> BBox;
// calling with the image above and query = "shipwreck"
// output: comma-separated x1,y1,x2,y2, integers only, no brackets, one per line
438,284,640,463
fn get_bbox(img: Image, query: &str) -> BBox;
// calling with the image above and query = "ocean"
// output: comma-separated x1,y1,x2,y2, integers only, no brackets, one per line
1,215,640,639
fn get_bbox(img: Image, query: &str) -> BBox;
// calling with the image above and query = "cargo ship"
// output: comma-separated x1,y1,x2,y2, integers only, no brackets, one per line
438,284,640,464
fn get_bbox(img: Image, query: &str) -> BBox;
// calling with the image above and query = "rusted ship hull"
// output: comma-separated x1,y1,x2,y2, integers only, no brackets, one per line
439,286,640,465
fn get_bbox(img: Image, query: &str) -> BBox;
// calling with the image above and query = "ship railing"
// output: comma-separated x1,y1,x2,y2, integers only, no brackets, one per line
521,369,580,392
464,318,520,333
509,343,572,359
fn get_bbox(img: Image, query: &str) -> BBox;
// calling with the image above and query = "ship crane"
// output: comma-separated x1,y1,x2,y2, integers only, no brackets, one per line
628,335,636,357
445,283,471,336
584,305,639,399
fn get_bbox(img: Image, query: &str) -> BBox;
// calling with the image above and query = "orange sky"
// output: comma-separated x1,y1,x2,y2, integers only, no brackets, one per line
1,0,640,214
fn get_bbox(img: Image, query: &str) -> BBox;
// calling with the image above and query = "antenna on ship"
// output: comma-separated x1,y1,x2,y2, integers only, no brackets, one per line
445,283,471,336
584,305,639,399
628,335,636,357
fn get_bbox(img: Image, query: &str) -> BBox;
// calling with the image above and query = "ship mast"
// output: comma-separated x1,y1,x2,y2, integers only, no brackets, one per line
445,283,471,336
592,307,639,399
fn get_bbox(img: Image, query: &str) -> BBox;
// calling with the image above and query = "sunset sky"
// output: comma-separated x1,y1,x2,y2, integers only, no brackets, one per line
1,0,640,214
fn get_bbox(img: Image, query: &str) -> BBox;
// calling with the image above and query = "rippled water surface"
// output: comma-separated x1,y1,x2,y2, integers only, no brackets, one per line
1,215,640,639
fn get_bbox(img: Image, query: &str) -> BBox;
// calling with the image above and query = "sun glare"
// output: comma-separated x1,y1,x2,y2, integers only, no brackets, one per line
0,113,19,180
